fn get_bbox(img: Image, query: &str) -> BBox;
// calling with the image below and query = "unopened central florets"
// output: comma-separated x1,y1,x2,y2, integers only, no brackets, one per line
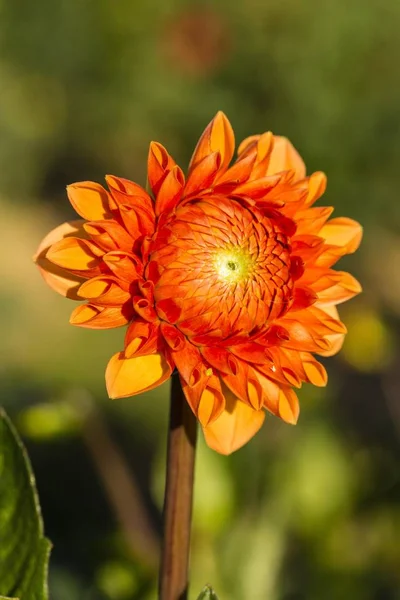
213,247,255,284
150,197,294,337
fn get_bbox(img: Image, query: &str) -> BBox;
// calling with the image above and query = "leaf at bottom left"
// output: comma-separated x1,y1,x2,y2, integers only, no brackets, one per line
0,408,51,600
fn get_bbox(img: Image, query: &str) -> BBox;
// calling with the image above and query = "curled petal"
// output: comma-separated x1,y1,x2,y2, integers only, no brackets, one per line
311,271,362,305
46,237,103,271
314,305,346,357
106,351,173,398
124,320,162,358
70,303,132,328
103,251,143,282
147,142,178,197
171,342,205,385
295,207,334,235
84,220,134,253
267,136,306,180
34,220,86,299
182,374,225,427
185,152,221,197
77,276,130,306
133,297,158,322
317,218,363,267
202,385,265,455
302,171,327,208
106,175,153,211
277,387,300,424
189,111,235,175
299,352,328,386
155,166,185,216
67,181,112,220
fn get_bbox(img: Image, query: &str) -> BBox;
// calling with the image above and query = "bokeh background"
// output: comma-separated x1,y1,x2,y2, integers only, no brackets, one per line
1,0,400,598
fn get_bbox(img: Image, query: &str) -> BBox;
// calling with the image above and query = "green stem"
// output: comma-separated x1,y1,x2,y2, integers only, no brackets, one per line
159,375,198,600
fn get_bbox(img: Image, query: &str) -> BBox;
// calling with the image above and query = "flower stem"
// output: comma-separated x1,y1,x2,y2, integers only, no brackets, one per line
159,375,198,600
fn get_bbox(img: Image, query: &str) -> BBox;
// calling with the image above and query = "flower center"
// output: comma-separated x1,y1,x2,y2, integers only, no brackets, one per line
213,248,255,284
150,197,294,339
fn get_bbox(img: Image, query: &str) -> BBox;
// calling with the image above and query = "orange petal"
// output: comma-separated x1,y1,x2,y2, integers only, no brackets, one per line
314,305,346,357
34,220,86,299
77,276,130,306
183,374,225,427
47,237,103,271
185,152,221,197
83,220,134,253
202,385,265,455
278,387,299,424
319,217,363,253
147,141,178,197
67,181,111,220
189,111,235,175
299,352,328,386
155,165,185,216
70,303,131,328
267,136,306,180
106,351,172,398
312,271,362,305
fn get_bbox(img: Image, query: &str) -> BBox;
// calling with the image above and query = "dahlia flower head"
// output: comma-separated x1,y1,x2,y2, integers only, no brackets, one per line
35,112,362,454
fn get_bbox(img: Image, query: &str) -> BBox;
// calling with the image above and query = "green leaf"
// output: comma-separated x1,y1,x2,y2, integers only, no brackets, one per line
0,408,51,600
196,585,219,600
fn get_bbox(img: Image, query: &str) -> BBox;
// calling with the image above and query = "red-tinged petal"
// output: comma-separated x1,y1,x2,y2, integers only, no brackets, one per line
290,286,318,311
70,303,132,329
202,385,265,455
147,141,178,197
67,181,111,220
215,152,256,190
267,136,306,180
184,152,221,197
200,345,232,375
228,341,268,364
34,220,86,299
77,276,130,306
156,298,182,323
46,237,103,271
189,111,235,175
103,251,143,282
234,174,281,200
133,297,158,322
155,166,185,216
124,320,162,358
318,217,363,254
171,342,205,385
106,351,172,398
160,322,186,351
278,387,299,424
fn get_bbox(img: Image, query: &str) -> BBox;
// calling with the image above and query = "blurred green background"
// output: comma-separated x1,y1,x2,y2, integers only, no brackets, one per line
1,0,400,598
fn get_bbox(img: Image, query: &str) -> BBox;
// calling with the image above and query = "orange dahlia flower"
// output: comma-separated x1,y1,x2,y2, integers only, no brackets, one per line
35,112,362,454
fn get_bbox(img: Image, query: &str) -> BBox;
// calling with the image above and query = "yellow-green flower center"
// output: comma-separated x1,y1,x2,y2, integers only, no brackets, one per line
213,248,255,284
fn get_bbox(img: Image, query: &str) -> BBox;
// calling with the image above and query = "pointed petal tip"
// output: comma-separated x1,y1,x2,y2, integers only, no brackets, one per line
105,351,172,399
